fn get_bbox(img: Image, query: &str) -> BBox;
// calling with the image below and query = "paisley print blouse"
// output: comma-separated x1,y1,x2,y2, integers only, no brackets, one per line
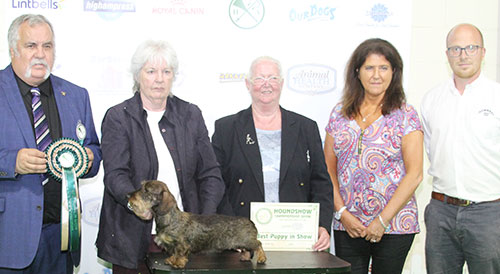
326,103,422,234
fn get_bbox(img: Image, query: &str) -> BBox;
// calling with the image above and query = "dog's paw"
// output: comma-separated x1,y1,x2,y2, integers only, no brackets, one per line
165,255,188,269
256,248,267,264
239,250,251,261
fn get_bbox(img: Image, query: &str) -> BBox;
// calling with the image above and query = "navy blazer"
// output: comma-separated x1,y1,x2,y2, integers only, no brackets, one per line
212,107,333,230
0,64,102,269
96,93,224,269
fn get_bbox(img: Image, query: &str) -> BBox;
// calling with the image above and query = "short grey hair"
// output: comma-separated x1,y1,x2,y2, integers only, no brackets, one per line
8,14,55,58
246,56,283,80
131,40,179,93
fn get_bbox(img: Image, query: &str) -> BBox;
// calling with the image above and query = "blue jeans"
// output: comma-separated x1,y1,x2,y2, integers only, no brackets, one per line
425,198,500,274
334,230,415,274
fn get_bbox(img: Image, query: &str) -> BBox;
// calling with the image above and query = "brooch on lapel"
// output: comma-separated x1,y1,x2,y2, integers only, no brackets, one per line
246,134,255,145
61,91,66,96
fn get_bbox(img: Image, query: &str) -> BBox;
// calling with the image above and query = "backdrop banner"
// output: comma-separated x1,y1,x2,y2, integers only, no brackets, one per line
1,1,412,273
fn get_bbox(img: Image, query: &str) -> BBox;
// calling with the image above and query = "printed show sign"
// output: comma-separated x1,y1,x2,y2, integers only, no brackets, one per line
250,202,319,251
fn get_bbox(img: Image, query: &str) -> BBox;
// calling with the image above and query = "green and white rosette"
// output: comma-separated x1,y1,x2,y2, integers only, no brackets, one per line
45,135,89,252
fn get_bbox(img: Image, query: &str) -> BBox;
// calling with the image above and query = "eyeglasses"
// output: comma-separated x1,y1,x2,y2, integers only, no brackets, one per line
447,45,482,57
251,76,282,86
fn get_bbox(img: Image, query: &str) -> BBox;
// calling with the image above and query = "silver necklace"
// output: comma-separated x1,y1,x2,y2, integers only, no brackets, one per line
361,104,382,122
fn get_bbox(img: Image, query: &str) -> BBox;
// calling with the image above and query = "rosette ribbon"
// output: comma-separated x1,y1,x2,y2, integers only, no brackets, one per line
45,138,89,252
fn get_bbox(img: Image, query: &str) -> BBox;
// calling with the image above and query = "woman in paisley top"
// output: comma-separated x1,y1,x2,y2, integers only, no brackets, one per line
324,38,423,274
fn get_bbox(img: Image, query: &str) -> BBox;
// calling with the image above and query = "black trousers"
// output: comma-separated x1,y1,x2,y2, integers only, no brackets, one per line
334,230,415,274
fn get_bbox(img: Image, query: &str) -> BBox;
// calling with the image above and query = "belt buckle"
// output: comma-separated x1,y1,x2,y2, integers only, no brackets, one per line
459,199,471,207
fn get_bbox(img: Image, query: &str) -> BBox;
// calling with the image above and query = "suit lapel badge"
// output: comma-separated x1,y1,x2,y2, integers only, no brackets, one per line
246,134,255,145
61,91,66,96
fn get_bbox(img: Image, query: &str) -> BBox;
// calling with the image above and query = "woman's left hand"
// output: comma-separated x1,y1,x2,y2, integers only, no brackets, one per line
364,218,385,243
313,226,331,251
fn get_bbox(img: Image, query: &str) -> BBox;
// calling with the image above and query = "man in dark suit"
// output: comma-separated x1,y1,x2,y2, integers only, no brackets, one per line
212,56,333,251
0,14,101,273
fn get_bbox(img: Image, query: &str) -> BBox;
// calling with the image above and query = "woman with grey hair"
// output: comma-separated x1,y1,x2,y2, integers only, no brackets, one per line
212,56,333,251
96,40,225,273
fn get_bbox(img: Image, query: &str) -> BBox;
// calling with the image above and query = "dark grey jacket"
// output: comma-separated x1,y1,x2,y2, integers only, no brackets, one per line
212,107,333,230
96,93,224,269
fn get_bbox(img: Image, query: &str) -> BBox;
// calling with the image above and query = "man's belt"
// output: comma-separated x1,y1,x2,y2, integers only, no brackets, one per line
432,191,500,207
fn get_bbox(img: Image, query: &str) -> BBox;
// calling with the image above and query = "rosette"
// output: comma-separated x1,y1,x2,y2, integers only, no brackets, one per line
45,138,88,252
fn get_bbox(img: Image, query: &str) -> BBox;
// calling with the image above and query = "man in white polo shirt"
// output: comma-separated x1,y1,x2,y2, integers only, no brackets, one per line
421,23,500,274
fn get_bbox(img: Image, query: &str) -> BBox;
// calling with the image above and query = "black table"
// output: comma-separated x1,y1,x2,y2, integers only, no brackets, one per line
147,250,351,273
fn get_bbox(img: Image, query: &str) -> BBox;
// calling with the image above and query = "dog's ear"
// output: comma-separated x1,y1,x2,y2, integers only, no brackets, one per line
156,190,178,213
144,180,165,195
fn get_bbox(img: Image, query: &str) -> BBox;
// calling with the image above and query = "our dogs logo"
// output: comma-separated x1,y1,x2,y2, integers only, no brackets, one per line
229,0,265,29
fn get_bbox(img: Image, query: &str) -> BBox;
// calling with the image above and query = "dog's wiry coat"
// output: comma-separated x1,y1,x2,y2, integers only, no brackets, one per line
127,180,267,268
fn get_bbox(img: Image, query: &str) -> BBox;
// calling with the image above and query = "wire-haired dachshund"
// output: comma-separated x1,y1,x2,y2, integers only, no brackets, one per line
127,180,267,268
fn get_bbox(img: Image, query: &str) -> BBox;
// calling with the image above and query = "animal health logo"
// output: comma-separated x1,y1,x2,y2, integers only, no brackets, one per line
287,64,337,95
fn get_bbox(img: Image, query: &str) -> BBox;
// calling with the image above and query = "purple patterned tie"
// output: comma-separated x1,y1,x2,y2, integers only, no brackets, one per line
31,87,51,184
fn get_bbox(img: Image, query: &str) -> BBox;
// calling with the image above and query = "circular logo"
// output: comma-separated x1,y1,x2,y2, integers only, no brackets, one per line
76,122,87,142
255,208,272,224
229,0,265,29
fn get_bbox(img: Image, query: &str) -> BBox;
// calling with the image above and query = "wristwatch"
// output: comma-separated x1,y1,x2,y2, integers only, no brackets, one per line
334,206,347,221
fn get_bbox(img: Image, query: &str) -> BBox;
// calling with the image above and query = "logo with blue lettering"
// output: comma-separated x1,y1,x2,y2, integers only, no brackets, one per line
82,197,101,227
287,64,336,95
84,0,136,20
229,0,265,29
368,3,391,23
289,4,336,22
12,0,60,9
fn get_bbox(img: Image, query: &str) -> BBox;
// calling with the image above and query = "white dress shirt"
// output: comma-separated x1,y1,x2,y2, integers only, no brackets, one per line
421,74,500,202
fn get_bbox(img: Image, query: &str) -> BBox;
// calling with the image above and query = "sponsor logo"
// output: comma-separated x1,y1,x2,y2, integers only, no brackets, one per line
152,0,207,16
219,72,247,83
82,197,101,227
12,0,59,9
367,3,392,23
478,109,494,116
84,0,136,13
287,64,336,95
229,0,265,29
289,4,336,22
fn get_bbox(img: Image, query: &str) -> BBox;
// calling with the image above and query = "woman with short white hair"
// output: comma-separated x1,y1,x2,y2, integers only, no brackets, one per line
96,40,225,273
